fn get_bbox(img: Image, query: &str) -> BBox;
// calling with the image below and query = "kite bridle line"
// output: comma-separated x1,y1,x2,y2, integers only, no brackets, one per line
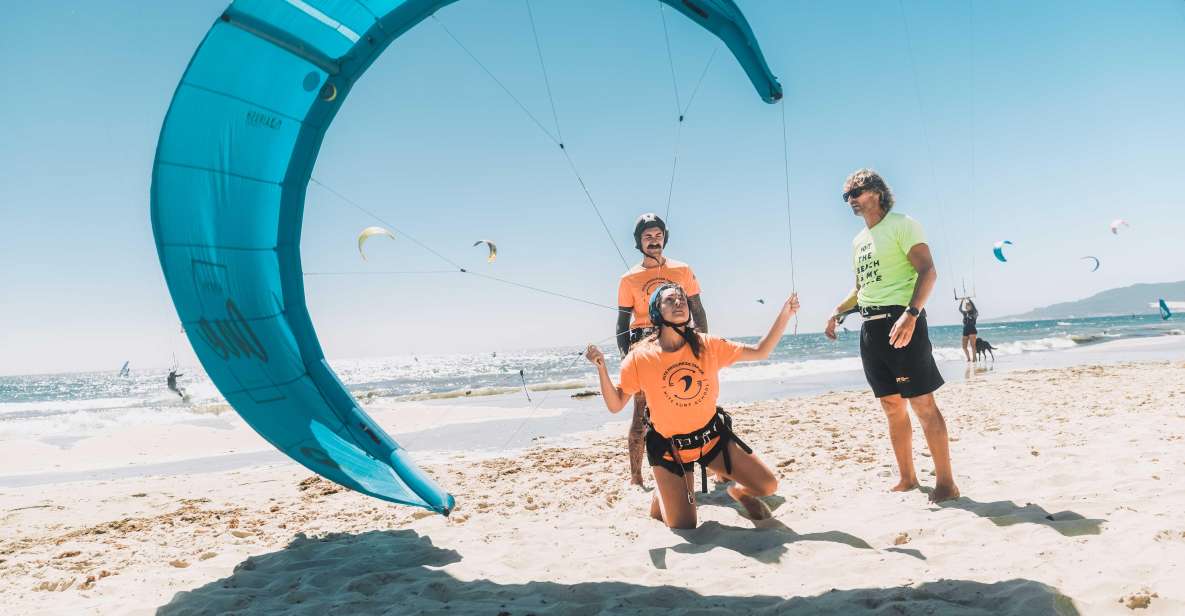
968,0,978,300
307,177,626,315
656,1,795,323
431,10,629,269
898,0,960,300
779,98,800,335
658,0,720,225
493,331,623,452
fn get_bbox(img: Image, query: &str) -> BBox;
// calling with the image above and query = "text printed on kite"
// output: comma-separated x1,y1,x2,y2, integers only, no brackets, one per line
150,0,782,513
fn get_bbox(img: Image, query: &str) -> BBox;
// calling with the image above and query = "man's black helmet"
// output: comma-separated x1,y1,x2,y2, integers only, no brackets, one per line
633,213,669,252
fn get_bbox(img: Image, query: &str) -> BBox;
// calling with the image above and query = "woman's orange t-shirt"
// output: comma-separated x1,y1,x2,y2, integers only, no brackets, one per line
619,335,745,461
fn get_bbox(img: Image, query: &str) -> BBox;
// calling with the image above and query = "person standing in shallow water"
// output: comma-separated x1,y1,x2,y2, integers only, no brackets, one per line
616,213,708,487
824,169,959,503
959,298,979,362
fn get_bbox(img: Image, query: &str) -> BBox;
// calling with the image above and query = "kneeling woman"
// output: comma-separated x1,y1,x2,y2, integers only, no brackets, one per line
585,283,799,529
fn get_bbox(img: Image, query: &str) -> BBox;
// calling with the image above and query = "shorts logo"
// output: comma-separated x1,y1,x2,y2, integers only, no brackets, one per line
896,376,911,383
662,361,708,407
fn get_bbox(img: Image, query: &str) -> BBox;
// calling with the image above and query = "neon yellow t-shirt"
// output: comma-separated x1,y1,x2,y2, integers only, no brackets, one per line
853,212,926,307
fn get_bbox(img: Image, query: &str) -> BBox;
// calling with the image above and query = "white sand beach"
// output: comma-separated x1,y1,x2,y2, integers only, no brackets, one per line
3,357,1184,615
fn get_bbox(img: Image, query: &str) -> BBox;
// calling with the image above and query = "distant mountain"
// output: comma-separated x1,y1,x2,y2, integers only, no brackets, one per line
996,280,1185,321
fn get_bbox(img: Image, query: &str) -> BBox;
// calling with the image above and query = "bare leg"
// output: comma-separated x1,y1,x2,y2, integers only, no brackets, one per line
961,335,972,362
908,393,960,502
707,440,777,520
879,395,919,492
627,394,647,487
969,334,978,362
651,464,698,529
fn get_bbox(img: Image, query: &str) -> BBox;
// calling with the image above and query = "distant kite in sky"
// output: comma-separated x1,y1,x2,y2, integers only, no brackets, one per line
756,299,765,304
472,239,497,263
1110,219,1130,235
357,226,395,261
993,240,1013,263
1080,256,1100,272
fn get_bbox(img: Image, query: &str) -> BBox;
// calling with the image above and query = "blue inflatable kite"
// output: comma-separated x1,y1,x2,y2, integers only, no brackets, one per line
151,0,780,514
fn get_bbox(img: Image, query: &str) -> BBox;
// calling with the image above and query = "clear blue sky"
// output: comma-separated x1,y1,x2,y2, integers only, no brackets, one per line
2,1,1183,376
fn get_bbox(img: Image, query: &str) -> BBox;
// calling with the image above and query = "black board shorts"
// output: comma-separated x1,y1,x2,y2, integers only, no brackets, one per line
962,322,977,336
860,308,944,399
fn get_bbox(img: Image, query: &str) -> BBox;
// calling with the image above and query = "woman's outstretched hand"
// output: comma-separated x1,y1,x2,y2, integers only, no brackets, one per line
782,292,800,317
585,344,605,368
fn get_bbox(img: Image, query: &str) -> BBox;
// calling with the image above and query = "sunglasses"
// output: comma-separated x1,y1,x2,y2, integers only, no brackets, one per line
842,186,867,203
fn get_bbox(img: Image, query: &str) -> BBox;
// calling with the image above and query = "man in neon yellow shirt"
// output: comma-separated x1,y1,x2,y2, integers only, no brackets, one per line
824,169,959,503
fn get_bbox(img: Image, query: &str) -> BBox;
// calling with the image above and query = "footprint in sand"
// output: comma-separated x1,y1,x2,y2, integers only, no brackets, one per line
34,579,76,592
1120,590,1157,609
169,559,190,568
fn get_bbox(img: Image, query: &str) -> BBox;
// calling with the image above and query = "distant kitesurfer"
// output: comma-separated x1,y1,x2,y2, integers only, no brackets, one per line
616,213,708,488
167,369,185,399
588,284,798,529
959,298,979,362
824,169,959,503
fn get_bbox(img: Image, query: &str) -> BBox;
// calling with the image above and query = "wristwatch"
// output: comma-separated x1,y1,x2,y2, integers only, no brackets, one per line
905,306,921,317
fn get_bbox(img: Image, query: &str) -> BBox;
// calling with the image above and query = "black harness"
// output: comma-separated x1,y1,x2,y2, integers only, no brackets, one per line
645,407,752,503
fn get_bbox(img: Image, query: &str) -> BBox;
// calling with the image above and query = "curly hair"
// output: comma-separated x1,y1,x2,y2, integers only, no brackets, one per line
844,168,895,213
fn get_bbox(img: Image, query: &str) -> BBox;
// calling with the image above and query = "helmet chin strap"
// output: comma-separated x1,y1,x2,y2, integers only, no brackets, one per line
659,314,696,347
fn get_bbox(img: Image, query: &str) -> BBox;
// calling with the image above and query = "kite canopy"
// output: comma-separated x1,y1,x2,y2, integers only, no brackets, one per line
472,239,497,263
150,0,781,512
992,240,1013,263
1110,219,1130,235
1080,255,1099,272
357,226,396,261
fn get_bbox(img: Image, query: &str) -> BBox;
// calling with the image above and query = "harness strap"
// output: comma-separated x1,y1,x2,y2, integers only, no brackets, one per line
651,408,750,503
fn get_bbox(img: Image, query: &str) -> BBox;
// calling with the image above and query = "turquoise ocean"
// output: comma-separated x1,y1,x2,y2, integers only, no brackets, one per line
1,314,1181,454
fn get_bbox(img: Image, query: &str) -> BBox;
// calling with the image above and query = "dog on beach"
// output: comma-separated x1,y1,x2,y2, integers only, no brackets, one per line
975,338,997,362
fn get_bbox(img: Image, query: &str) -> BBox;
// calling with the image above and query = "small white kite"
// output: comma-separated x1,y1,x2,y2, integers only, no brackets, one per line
472,239,497,263
357,226,395,261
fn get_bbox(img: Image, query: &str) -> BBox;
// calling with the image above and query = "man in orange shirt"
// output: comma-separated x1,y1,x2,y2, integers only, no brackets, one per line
616,213,708,487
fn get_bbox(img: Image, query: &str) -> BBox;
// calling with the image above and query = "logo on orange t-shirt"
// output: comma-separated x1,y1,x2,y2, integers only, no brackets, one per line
661,361,707,407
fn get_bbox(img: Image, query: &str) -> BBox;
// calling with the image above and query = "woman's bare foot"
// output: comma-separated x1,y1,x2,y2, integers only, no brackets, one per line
727,485,771,520
891,478,920,492
650,494,663,521
928,482,960,503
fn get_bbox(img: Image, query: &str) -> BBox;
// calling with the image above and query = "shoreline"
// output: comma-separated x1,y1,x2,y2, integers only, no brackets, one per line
2,334,1182,487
